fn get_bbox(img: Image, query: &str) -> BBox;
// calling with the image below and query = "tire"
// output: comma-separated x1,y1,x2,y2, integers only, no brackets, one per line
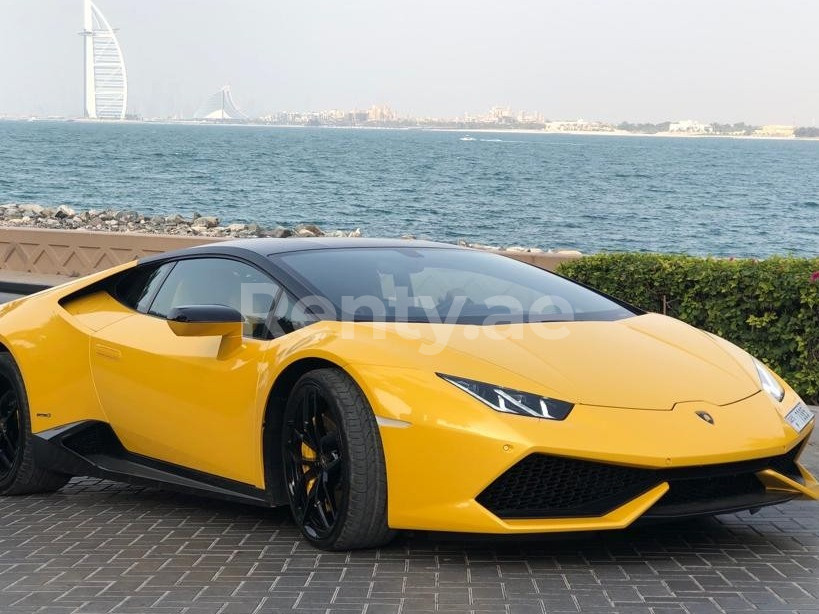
282,368,395,550
0,353,70,495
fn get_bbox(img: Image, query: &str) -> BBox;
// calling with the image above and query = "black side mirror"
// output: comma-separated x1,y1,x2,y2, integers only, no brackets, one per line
167,305,244,337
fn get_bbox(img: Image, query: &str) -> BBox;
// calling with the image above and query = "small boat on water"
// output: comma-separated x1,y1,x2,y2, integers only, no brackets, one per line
459,135,476,141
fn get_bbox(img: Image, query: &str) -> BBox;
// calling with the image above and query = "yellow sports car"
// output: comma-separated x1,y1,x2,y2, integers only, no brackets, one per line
0,238,815,550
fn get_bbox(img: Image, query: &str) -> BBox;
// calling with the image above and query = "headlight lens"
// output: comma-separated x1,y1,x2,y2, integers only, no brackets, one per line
754,359,785,402
438,373,573,420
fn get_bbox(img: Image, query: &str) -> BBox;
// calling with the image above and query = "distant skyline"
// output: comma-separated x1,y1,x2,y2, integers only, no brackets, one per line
1,0,818,125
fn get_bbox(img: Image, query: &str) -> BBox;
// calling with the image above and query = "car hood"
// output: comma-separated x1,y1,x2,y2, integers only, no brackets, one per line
334,313,761,410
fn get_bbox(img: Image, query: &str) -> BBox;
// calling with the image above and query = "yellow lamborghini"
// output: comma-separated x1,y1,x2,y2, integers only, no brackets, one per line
0,238,815,550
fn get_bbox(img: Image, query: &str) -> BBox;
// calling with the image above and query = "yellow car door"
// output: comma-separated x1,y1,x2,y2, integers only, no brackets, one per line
90,256,281,488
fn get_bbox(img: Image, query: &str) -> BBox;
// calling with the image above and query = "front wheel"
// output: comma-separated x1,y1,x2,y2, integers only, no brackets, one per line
0,353,70,495
282,368,395,550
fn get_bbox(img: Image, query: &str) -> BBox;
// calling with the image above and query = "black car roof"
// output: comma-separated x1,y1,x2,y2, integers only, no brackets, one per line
192,237,460,256
138,237,462,267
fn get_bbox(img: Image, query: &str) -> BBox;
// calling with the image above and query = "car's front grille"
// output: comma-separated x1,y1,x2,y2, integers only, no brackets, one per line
476,455,657,518
658,473,764,506
476,440,807,519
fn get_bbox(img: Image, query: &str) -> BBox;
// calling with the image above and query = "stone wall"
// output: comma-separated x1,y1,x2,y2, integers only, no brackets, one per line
0,227,580,278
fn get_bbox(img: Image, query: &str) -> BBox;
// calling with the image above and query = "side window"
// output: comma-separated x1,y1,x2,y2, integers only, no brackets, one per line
268,291,317,337
112,262,174,313
148,258,281,340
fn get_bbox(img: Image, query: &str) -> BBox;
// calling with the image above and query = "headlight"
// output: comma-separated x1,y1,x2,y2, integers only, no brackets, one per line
753,358,785,402
438,373,573,420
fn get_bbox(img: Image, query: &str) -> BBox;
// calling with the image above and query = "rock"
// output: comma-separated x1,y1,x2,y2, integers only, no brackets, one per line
296,223,323,236
266,226,293,238
192,216,219,228
468,242,500,250
19,204,44,216
55,205,76,219
115,210,139,222
0,204,553,254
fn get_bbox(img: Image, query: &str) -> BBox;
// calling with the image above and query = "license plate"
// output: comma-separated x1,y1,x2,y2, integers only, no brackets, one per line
785,403,815,433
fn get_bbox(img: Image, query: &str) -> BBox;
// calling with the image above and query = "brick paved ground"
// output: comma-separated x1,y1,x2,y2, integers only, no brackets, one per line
0,434,816,614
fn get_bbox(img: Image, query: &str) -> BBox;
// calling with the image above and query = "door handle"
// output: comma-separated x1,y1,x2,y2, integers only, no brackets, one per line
95,344,122,360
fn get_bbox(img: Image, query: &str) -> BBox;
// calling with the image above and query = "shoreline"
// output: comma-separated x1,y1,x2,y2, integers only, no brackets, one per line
4,117,819,142
1,203,814,260
0,203,570,256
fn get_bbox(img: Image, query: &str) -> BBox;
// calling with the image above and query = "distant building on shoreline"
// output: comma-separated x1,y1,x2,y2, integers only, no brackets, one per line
80,0,127,120
668,120,713,134
544,118,614,132
193,86,249,121
753,124,795,138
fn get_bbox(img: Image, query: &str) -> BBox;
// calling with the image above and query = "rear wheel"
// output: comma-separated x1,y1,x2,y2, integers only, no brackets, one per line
0,353,70,495
282,368,394,550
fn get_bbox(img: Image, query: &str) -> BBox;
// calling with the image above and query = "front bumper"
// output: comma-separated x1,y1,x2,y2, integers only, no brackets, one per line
478,440,812,522
356,366,818,533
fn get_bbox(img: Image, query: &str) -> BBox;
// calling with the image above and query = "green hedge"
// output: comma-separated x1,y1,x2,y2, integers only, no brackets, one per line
557,254,819,404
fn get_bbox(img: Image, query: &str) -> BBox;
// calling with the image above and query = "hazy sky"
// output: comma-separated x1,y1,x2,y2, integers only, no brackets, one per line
2,0,818,123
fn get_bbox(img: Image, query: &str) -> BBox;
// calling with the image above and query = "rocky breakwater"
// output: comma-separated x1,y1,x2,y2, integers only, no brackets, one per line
0,203,574,256
0,203,361,239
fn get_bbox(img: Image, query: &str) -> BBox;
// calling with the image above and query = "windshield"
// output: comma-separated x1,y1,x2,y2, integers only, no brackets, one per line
273,247,637,324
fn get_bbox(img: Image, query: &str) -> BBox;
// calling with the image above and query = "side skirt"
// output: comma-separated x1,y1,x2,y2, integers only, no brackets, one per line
31,421,282,508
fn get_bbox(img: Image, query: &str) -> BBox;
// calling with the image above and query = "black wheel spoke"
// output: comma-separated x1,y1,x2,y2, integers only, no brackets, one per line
324,456,342,474
290,473,309,519
0,391,13,413
0,446,12,469
287,447,317,467
303,390,320,443
319,477,338,521
319,431,339,452
312,496,333,530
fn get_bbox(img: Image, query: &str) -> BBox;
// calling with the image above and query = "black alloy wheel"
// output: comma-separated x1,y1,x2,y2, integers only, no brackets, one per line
0,387,22,480
282,368,394,550
284,382,344,541
0,353,70,495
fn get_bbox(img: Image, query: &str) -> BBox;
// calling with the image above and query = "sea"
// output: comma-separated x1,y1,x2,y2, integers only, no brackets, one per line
1,120,817,258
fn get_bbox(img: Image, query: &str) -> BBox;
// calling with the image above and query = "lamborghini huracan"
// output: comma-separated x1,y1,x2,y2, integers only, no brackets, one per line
0,238,815,550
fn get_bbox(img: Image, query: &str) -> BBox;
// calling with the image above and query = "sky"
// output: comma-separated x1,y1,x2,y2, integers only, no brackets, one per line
1,0,818,124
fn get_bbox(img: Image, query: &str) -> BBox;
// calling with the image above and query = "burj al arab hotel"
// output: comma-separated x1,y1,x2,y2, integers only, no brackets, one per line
80,0,127,119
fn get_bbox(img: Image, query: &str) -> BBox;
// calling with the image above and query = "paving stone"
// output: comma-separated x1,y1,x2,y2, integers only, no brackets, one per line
0,435,815,613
